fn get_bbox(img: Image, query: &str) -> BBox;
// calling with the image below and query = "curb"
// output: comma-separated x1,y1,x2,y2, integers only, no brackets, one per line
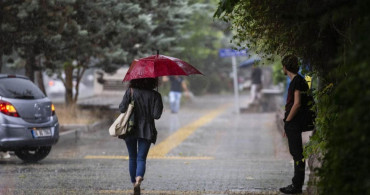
59,119,111,137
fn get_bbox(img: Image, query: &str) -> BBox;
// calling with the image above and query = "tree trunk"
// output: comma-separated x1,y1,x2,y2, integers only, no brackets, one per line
64,64,74,106
36,71,46,95
35,57,46,94
73,65,86,104
25,46,36,82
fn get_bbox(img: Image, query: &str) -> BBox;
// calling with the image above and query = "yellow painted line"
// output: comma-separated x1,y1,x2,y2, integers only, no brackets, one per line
99,190,276,194
99,190,205,194
148,104,230,157
84,155,213,160
85,155,129,160
99,190,214,194
85,103,229,161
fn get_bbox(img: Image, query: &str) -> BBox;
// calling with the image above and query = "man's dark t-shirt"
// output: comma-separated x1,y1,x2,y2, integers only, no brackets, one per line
251,67,262,84
285,75,309,122
170,77,183,92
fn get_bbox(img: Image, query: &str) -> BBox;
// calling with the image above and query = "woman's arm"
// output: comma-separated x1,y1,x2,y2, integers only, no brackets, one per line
153,93,163,119
119,89,131,113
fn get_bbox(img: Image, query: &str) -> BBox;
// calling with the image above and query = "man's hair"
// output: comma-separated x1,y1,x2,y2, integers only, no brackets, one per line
282,55,299,74
129,78,158,90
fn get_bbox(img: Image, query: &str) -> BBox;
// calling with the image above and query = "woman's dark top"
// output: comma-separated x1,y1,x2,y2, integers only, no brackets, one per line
119,88,163,144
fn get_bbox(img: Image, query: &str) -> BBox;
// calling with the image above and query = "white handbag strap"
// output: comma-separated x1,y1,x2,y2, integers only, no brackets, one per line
130,88,134,103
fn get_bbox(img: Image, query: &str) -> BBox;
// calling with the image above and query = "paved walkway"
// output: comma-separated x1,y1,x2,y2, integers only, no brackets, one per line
0,94,309,194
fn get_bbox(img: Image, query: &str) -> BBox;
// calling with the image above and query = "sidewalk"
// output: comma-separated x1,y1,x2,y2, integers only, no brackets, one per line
133,94,309,193
0,94,310,195
63,94,310,193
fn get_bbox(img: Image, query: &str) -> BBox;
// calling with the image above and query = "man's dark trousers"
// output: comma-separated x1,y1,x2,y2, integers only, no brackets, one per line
284,121,305,188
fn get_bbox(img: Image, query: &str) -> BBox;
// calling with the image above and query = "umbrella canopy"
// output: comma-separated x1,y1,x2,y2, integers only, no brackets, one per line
123,54,202,81
239,58,260,68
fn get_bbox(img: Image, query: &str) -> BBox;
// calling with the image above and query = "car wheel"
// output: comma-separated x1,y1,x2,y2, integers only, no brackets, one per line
15,146,52,163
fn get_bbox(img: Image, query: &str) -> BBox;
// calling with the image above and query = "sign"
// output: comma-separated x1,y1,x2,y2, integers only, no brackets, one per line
218,48,249,114
219,48,248,58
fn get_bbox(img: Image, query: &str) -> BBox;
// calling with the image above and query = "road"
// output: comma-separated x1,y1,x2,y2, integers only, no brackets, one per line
0,94,308,195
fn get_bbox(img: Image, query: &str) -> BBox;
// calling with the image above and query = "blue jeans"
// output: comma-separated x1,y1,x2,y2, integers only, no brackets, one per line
125,137,151,183
169,91,182,113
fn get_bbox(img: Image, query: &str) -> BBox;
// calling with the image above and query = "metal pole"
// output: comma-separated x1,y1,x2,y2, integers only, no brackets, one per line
232,56,240,114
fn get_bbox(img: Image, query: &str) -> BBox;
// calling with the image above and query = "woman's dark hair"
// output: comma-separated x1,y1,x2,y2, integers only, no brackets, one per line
282,55,299,74
129,78,159,90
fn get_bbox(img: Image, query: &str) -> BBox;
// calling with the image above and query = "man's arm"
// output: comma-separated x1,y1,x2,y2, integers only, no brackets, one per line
182,80,190,97
162,76,169,82
286,90,301,122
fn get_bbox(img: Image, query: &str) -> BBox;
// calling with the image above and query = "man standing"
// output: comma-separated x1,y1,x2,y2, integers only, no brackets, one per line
250,64,262,103
280,55,309,194
168,76,189,114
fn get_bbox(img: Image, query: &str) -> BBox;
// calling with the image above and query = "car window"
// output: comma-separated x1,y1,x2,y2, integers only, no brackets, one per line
0,78,46,99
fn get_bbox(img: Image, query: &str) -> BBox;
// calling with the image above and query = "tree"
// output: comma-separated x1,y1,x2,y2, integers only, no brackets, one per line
1,0,76,94
100,0,192,64
214,0,370,194
3,0,192,105
2,0,228,105
0,0,26,73
43,0,97,105
54,0,193,105
168,0,232,95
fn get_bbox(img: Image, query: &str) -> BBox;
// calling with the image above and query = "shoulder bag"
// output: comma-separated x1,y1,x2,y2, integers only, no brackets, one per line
109,88,135,137
301,91,316,132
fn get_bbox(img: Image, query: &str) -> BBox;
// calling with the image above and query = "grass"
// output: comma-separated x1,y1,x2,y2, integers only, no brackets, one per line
54,104,102,125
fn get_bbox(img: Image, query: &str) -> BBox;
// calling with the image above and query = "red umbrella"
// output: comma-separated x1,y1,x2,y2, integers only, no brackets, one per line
123,54,202,81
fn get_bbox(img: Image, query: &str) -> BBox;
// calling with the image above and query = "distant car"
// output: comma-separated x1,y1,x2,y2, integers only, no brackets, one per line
0,74,59,162
45,77,66,97
44,73,89,98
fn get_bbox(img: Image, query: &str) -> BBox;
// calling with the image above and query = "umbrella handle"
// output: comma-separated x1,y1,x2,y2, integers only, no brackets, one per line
156,50,159,56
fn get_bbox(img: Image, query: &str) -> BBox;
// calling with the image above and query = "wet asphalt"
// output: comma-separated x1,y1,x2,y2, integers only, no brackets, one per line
0,94,308,195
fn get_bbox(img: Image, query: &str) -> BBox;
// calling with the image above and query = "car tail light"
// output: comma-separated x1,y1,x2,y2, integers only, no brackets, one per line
51,103,56,115
0,100,20,117
48,80,55,87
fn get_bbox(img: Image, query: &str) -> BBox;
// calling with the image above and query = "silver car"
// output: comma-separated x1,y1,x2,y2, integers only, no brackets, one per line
0,74,59,162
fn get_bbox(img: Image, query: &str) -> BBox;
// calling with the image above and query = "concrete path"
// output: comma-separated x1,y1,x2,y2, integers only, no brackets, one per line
0,94,309,195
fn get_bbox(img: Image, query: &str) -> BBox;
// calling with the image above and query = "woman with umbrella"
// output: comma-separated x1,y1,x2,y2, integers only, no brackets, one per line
119,77,163,195
119,53,202,194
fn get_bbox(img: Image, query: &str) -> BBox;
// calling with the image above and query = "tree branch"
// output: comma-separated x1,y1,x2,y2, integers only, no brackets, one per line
2,0,25,8
281,0,353,20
